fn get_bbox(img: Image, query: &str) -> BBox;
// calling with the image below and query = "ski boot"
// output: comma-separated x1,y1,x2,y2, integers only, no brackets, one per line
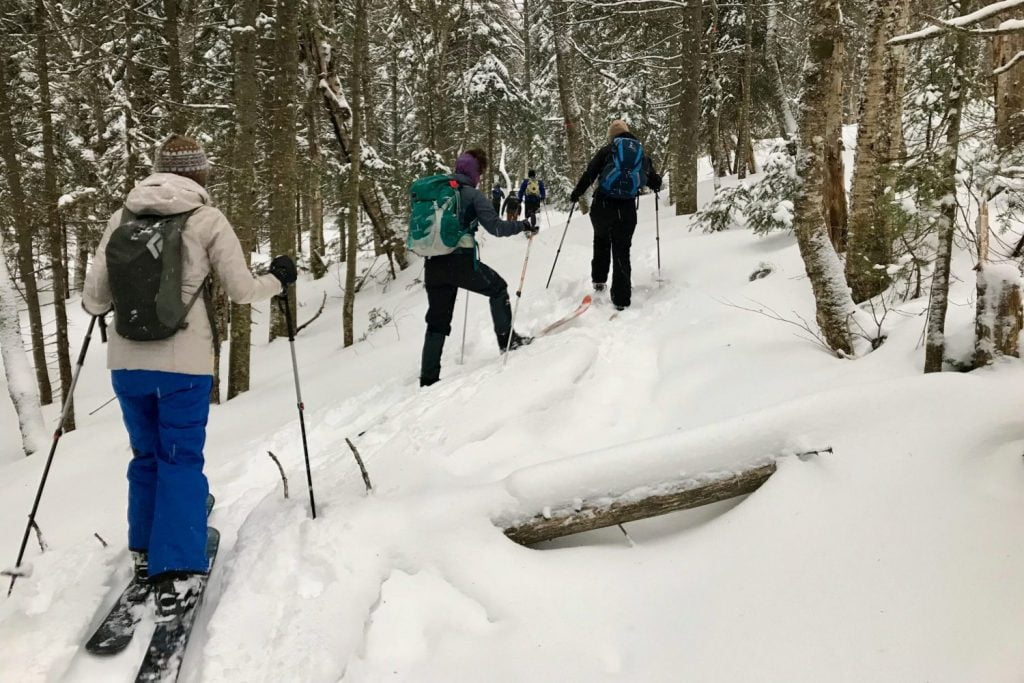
502,331,533,352
152,572,206,621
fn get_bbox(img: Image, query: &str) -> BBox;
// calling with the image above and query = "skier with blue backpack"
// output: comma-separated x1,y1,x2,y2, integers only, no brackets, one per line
570,120,662,310
408,148,539,387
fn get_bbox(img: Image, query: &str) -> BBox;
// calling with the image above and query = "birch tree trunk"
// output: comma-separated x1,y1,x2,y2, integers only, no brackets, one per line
791,0,857,356
846,0,910,301
268,0,299,341
924,11,972,373
35,0,76,430
0,49,51,406
673,1,702,215
344,0,366,348
0,231,47,458
553,2,589,214
227,0,259,401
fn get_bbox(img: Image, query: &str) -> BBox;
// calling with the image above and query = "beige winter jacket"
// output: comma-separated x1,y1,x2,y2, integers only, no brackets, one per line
83,173,282,376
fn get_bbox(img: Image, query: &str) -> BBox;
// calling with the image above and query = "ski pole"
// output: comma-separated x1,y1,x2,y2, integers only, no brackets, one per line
277,293,317,519
545,203,576,289
655,192,662,281
504,235,534,364
8,315,99,597
459,293,469,365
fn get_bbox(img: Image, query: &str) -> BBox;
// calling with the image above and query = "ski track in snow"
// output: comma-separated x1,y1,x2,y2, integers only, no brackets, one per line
2,180,1024,681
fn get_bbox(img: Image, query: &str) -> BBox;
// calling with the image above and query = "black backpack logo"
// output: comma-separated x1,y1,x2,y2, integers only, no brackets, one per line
106,208,203,341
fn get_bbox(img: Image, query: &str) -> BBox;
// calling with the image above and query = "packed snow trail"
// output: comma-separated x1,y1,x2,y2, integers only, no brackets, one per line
2,180,1024,681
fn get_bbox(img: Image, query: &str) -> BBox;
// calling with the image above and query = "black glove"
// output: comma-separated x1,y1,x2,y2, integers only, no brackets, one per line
569,191,581,203
269,255,297,290
522,219,539,237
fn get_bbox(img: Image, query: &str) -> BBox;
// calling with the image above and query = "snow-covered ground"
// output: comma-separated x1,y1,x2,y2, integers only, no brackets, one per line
2,170,1024,682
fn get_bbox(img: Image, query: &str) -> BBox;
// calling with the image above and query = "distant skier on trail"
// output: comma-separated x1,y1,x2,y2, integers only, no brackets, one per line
570,120,662,311
412,148,538,387
491,184,505,213
517,169,546,221
503,193,522,221
82,134,297,617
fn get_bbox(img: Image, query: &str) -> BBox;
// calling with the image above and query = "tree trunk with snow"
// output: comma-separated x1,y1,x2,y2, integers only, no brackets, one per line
35,0,76,431
163,0,187,132
672,1,702,215
553,3,589,214
823,23,848,250
791,0,857,357
736,0,753,180
765,3,797,138
708,1,729,180
305,80,327,280
311,17,407,273
0,48,51,407
846,0,910,302
0,232,47,458
268,0,299,342
344,0,366,348
227,0,259,401
924,18,972,374
993,16,1024,149
974,263,1023,367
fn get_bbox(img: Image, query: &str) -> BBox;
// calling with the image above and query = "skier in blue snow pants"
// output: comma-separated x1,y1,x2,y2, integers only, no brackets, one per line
114,371,213,575
83,134,296,616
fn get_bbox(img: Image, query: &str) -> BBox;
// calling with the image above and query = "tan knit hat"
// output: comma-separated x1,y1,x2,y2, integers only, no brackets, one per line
608,119,630,139
154,134,211,175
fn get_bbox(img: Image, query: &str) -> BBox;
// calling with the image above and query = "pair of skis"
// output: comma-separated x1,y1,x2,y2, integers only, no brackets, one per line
85,494,219,683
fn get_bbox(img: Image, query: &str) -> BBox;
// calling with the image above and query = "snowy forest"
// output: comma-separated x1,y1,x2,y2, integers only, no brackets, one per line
3,0,1024,680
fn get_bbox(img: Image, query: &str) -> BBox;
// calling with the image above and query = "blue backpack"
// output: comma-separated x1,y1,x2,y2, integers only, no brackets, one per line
599,137,647,199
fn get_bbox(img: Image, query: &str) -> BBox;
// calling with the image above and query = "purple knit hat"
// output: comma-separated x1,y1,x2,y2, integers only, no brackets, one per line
454,153,481,187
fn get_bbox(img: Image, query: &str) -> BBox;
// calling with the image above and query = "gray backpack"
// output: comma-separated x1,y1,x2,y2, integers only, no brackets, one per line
106,208,206,341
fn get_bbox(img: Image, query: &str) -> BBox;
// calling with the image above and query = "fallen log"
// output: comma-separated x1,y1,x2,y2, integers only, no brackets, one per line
502,449,828,546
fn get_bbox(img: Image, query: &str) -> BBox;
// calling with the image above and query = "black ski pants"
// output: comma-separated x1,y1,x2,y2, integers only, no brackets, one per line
524,197,541,221
590,197,638,307
421,251,514,384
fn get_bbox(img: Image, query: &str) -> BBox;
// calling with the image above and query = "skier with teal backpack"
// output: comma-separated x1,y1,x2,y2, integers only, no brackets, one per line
409,148,538,387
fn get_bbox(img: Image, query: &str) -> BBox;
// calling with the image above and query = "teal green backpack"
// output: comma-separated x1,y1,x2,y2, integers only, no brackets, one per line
407,175,467,257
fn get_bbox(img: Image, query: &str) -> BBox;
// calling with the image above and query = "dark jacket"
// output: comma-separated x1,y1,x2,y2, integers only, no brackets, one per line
454,173,526,239
571,132,662,203
502,195,522,213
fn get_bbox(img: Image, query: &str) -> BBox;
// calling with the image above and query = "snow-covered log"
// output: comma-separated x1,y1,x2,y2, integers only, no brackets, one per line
495,415,830,545
0,231,47,458
502,461,779,546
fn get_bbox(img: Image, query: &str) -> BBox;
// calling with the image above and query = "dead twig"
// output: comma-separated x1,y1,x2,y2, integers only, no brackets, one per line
266,451,290,499
715,297,837,356
94,533,108,548
345,438,373,493
89,396,117,415
295,291,328,335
